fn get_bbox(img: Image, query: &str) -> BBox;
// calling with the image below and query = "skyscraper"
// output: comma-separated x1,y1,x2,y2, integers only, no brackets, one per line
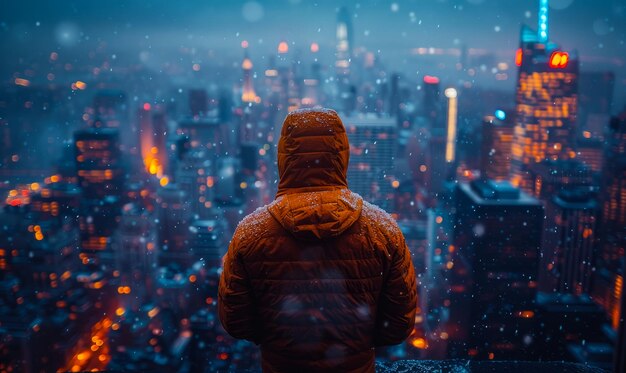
344,114,396,209
241,45,259,104
336,6,355,113
577,71,614,140
422,75,442,126
444,88,458,166
74,126,124,272
511,3,579,192
540,189,597,295
449,180,543,359
336,6,353,79
593,112,626,329
481,112,514,181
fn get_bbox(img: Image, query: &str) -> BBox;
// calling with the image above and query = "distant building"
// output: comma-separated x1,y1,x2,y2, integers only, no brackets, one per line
511,21,579,192
177,116,224,159
540,189,597,295
189,219,226,267
138,105,169,177
93,90,136,156
156,185,191,269
480,112,514,181
536,293,609,365
74,126,124,272
344,114,396,209
593,112,626,329
527,159,593,200
336,6,355,113
74,126,124,199
175,149,213,219
241,49,259,104
336,6,353,79
113,204,158,311
576,137,604,173
449,180,543,359
616,257,626,372
577,71,614,140
422,75,442,127
189,89,208,118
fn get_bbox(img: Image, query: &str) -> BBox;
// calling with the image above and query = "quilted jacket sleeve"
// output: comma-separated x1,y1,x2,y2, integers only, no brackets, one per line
375,231,418,346
218,234,260,344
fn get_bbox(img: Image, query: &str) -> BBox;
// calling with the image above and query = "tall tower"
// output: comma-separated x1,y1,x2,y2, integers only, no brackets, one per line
511,0,579,192
444,88,458,165
336,6,353,78
241,42,258,104
336,7,355,113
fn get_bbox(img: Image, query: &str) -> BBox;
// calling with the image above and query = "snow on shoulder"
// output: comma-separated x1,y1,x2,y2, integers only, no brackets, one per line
233,205,271,244
361,200,401,249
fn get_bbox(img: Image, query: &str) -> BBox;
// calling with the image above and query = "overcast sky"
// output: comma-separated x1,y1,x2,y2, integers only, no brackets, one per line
1,0,625,98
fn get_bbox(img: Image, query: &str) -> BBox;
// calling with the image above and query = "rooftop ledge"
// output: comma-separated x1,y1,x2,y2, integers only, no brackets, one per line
375,360,608,373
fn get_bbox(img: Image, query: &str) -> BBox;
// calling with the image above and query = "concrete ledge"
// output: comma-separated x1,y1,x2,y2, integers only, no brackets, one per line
375,360,609,373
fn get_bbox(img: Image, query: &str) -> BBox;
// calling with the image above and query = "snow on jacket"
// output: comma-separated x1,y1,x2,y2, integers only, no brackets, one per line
218,108,417,372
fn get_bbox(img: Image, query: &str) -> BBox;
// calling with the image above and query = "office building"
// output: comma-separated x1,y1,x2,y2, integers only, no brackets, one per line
511,7,579,192
449,180,543,359
344,114,396,209
481,112,514,181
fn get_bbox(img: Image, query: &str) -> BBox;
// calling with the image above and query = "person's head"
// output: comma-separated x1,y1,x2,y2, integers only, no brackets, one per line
276,108,350,197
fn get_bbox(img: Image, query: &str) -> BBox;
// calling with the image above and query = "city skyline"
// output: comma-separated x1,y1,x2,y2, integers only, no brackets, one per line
1,1,625,103
0,1,625,372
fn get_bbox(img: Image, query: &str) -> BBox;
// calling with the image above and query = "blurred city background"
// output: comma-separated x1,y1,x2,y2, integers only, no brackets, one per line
0,0,625,372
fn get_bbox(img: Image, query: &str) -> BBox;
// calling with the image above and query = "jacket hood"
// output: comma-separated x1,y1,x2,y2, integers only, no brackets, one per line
270,108,361,240
267,188,363,240
276,108,350,197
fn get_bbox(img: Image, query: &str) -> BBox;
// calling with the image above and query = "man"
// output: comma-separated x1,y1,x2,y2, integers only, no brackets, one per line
218,108,417,372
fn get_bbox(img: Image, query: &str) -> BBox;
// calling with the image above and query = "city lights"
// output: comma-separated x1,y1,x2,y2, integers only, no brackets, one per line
0,1,624,371
549,51,569,68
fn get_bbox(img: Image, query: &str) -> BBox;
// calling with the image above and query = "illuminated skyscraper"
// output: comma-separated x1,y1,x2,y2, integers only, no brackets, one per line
74,126,124,272
336,6,353,79
74,126,124,199
241,44,259,104
336,7,356,113
444,88,458,165
138,103,168,178
511,1,579,192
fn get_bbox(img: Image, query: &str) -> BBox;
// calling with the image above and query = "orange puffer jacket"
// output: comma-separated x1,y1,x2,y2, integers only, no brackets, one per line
218,108,417,372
